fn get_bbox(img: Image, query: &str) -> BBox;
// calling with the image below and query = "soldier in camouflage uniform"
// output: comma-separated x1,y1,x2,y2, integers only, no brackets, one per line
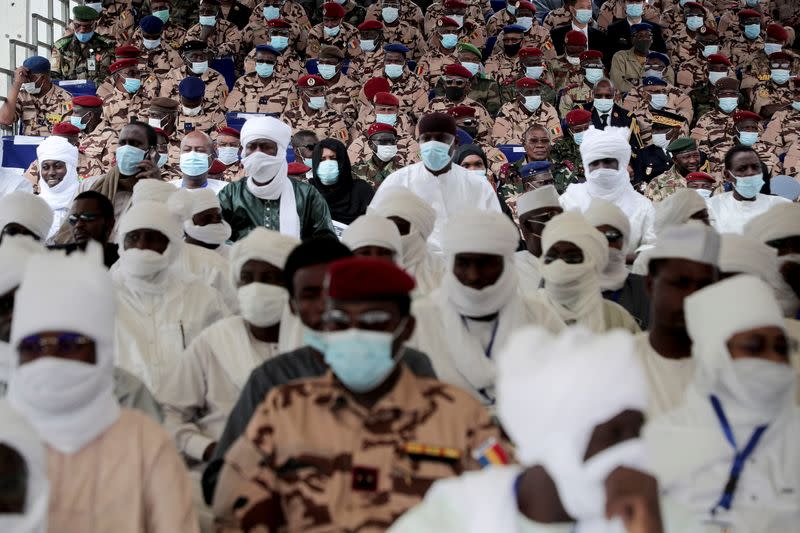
134,16,185,79
664,2,707,59
541,4,572,30
212,126,245,182
738,23,799,91
750,51,795,118
146,97,182,166
690,76,742,168
98,58,161,132
225,45,295,114
499,46,558,105
160,41,230,112
549,30,587,95
629,76,692,146
312,46,362,128
498,160,555,222
558,50,604,117
484,26,525,89
416,17,461,89
241,1,310,59
64,95,116,177
422,64,493,143
282,74,351,144
723,9,768,83
132,0,187,50
350,91,416,143
309,0,366,26
241,19,305,79
212,257,506,532
381,44,430,120
306,2,362,59
643,136,705,202
438,0,487,49
351,123,416,188
485,1,520,35
365,0,424,30
488,7,556,60
378,1,428,62
551,108,591,193
660,0,716,43
597,0,661,30
432,43,503,116
492,77,562,144
164,0,202,29
688,53,733,128
424,0,489,35
73,0,137,45
674,25,721,89
346,21,388,84
762,77,800,156
51,6,116,85
184,0,243,58
174,76,228,139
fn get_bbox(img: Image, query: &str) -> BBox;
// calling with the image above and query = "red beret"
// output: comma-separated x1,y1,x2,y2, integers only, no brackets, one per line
766,23,789,41
357,20,383,31
686,172,715,182
373,91,399,106
363,77,391,101
733,110,760,123
518,0,536,12
109,58,139,73
518,47,543,58
326,257,415,300
217,126,240,138
114,45,140,58
323,2,345,18
297,74,325,88
793,76,800,85
287,161,311,175
515,77,541,89
682,1,704,9
444,0,468,7
152,127,166,136
52,122,81,135
565,30,588,46
737,9,761,18
579,50,603,61
707,53,731,65
438,16,459,27
72,95,103,107
446,105,476,118
208,159,227,175
267,18,291,28
368,122,397,136
768,51,793,62
565,108,592,126
443,63,473,78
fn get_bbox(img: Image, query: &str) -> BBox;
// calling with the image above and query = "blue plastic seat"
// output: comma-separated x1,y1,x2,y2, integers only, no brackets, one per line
2,136,41,170
498,144,526,163
55,80,97,97
210,57,236,91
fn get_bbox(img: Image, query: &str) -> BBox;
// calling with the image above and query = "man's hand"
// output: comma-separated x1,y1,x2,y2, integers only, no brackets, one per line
134,158,161,181
605,466,664,533
13,67,30,89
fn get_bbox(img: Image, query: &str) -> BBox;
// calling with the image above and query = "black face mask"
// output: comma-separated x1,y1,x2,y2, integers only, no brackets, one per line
504,42,522,57
461,126,478,138
445,86,465,101
633,39,650,53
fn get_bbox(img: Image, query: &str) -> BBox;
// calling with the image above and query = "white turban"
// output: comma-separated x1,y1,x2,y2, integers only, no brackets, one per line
647,221,719,267
0,192,54,241
187,187,221,215
117,190,193,247
36,136,79,211
579,126,632,170
182,188,232,246
718,233,778,277
368,186,436,239
0,399,49,533
653,189,708,236
743,202,800,243
342,214,402,255
584,198,631,250
8,245,120,454
541,211,609,272
240,116,291,154
229,227,300,285
497,326,648,523
131,178,180,205
0,236,42,296
517,185,560,217
36,135,78,168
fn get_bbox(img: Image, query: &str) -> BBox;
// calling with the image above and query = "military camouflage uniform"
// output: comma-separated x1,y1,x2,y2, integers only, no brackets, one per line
242,47,305,80
551,137,585,194
82,126,119,176
184,19,243,58
674,49,709,90
167,0,202,29
351,157,404,188
139,45,185,79
176,108,228,139
50,33,115,85
364,1,424,29
660,6,716,43
309,0,366,27
492,101,563,144
784,144,800,176
541,7,572,30
424,1,488,35
550,56,584,98
220,161,245,182
89,0,136,44
597,0,661,30
306,22,362,59
644,165,688,202
323,74,363,128
14,84,73,136
665,25,702,64
750,79,793,117
688,83,720,129
432,74,504,117
744,50,800,92
488,26,557,61
622,87,694,125
422,96,493,143
160,66,230,113
383,21,428,62
99,78,162,131
350,112,416,144
247,0,313,31
762,107,800,155
347,134,419,168
382,71,430,121
692,109,782,174
717,8,777,38
282,104,351,144
484,51,520,89
558,80,594,118
347,49,386,84
240,18,310,60
213,367,505,532
130,23,188,51
725,37,765,88
225,72,295,114
416,47,457,89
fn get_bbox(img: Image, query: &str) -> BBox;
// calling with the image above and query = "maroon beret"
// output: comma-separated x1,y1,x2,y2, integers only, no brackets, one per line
114,45,141,58
565,30,588,46
217,126,240,138
287,161,311,175
580,50,604,61
766,23,789,41
109,58,139,73
565,108,592,126
443,63,473,78
515,77,541,89
373,92,399,106
297,74,325,88
72,95,103,107
358,20,383,31
326,257,415,300
52,122,81,135
363,77,391,101
733,110,761,123
267,18,291,28
737,9,761,18
518,47,543,58
208,159,227,174
446,105,476,118
323,2,345,18
368,123,397,136
686,172,715,182
707,53,731,65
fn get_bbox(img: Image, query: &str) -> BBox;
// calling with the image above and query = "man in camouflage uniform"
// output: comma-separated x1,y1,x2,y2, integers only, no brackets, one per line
422,64,493,143
659,0,716,43
0,56,72,136
51,6,115,85
674,25,721,89
424,0,489,35
346,21,388,84
146,97,182,166
500,46,558,105
416,17,461,89
309,0,366,26
175,76,228,139
160,40,230,111
432,43,503,117
750,51,795,118
184,0,242,58
350,91,415,143
212,126,245,182
439,0,487,49
314,46,362,128
154,128,181,182
664,2,707,59
597,0,660,31
644,137,706,202
549,29,587,93
629,76,691,146
488,1,555,59
135,16,185,79
212,257,506,532
306,2,361,59
551,108,591,193
498,160,555,221
739,23,799,91
241,19,305,79
76,0,137,45
225,45,294,114
282,74,351,144
559,49,604,117
484,25,526,89
381,44,429,120
688,53,733,128
351,123,415,188
724,9,768,80
376,0,427,61
241,0,311,59
67,95,117,177
132,0,187,50
365,0,424,29
762,76,800,157
542,2,572,30
492,77,562,145
99,58,161,132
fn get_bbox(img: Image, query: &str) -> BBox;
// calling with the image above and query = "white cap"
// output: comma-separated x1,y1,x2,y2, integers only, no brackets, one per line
647,221,719,267
517,185,560,217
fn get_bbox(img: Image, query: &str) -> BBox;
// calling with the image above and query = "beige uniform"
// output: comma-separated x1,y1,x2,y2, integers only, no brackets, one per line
160,66,230,113
350,112,416,142
175,109,227,140
488,26,557,60
383,21,428,62
139,45,185,79
282,104,351,144
416,47,457,90
81,126,118,177
365,0,424,28
491,101,563,144
484,51,520,89
240,21,308,62
306,22,362,59
347,49,386,85
184,19,243,58
750,80,794,116
422,96,493,143
597,0,661,30
14,83,73,136
347,134,419,169
542,7,573,30
130,23,188,51
323,74,362,128
225,72,295,114
99,77,162,131
242,47,305,80
762,107,800,155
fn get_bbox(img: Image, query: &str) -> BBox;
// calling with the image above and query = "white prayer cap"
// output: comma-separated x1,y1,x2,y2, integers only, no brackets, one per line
117,189,193,246
541,211,609,272
187,187,221,215
653,189,707,236
579,126,632,170
647,220,720,267
0,236,42,295
0,192,54,241
229,227,300,284
517,185,560,217
240,116,291,154
441,208,519,257
368,186,436,239
341,214,402,255
743,203,800,243
36,135,78,168
584,198,631,250
130,178,179,204
718,233,778,278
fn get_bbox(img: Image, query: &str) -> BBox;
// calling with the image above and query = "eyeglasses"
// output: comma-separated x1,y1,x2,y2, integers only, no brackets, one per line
68,213,102,224
18,333,93,358
522,209,561,227
322,308,394,331
603,229,624,243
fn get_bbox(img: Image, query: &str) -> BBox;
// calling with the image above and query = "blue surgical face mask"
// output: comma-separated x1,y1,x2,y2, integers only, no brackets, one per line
525,65,544,79
157,153,169,168
585,67,603,84
644,68,663,79
191,60,208,74
116,144,147,175
649,93,668,109
573,130,585,145
420,140,453,172
122,77,142,93
316,159,340,185
303,157,313,168
180,151,211,176
75,31,94,43
199,15,216,26
771,69,790,84
376,113,397,126
461,61,480,76
324,25,341,38
718,96,738,113
593,97,613,113
143,37,161,50
764,42,782,55
270,35,289,51
506,2,517,15
384,63,404,79
317,63,337,80
744,23,760,40
738,130,759,146
702,44,719,57
360,39,376,52
792,100,800,112
516,16,533,30
709,70,727,85
152,9,170,23
308,95,326,110
626,3,643,17
324,326,403,393
255,62,274,77
733,172,764,198
441,33,458,49
263,5,280,19
523,94,541,111
217,146,239,165
303,327,327,353
575,9,593,24
382,7,399,23
686,15,703,31
69,115,87,130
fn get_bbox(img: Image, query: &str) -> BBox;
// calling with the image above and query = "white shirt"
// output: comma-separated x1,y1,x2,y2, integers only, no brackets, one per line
371,162,502,255
514,251,541,293
634,332,696,418
170,178,228,194
178,243,238,312
707,192,790,235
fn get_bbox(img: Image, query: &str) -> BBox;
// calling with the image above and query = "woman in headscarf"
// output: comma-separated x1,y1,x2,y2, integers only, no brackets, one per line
310,138,374,226
35,136,79,241
453,144,514,221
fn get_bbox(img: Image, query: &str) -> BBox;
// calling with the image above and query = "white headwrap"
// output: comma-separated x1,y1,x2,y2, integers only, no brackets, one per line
241,117,300,238
653,189,708,236
743,203,800,243
0,192,54,241
497,326,649,530
584,199,630,291
229,226,300,285
36,136,79,212
131,178,180,204
647,220,720,267
579,127,638,214
719,233,778,277
540,212,608,331
580,126,632,171
0,399,49,533
0,236,42,296
183,188,232,246
342,214,402,257
8,245,121,454
517,185,560,217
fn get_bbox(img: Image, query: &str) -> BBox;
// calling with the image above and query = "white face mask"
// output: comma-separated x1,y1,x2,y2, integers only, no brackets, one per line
184,219,231,245
586,167,627,197
242,150,284,183
652,132,669,149
118,247,171,277
142,37,161,49
182,104,202,116
22,81,41,94
729,357,795,415
566,55,581,65
237,282,288,327
694,187,712,199
217,146,240,165
375,144,398,162
440,257,518,317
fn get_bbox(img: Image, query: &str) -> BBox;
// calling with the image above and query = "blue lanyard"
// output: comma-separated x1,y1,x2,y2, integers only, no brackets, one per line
460,316,500,359
609,288,623,302
709,394,768,513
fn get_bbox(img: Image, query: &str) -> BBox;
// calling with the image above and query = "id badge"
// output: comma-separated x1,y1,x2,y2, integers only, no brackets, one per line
87,55,97,72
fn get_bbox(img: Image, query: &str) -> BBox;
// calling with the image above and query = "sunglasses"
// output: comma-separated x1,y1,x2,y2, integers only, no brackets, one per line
68,213,102,225
604,229,624,243
18,333,93,358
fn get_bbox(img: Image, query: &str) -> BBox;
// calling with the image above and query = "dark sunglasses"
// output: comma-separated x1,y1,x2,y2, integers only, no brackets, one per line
603,229,624,243
18,333,92,357
67,213,102,225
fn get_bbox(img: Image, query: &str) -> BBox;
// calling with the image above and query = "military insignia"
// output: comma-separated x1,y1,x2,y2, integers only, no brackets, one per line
307,77,316,86
351,466,378,492
543,41,554,50
437,19,444,27
402,442,462,463
550,126,562,136
45,113,62,124
758,89,769,98
472,437,508,467
338,129,348,141
758,74,770,81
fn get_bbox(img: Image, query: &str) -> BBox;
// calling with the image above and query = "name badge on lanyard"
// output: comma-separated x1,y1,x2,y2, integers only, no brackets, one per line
87,48,97,72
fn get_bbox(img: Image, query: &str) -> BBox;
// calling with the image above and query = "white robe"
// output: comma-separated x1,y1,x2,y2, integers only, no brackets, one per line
707,192,790,235
560,183,656,255
370,162,502,255
178,242,238,313
401,232,445,295
0,168,33,196
159,316,280,461
0,341,10,397
170,178,228,194
514,251,542,296
634,332,696,418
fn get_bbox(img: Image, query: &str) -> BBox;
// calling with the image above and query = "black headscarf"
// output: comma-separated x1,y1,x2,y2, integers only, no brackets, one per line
310,138,375,224
453,144,488,168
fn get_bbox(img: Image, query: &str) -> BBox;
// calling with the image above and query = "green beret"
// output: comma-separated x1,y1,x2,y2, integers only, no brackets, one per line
456,42,482,60
73,5,100,21
667,137,697,155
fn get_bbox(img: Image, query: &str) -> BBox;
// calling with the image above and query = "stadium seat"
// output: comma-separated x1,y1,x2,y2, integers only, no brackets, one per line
210,57,236,91
498,144,526,163
2,135,42,170
55,79,97,97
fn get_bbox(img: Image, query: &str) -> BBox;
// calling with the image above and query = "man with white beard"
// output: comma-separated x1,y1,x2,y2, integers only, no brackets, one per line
183,188,233,258
409,208,563,405
559,126,655,256
514,185,563,295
